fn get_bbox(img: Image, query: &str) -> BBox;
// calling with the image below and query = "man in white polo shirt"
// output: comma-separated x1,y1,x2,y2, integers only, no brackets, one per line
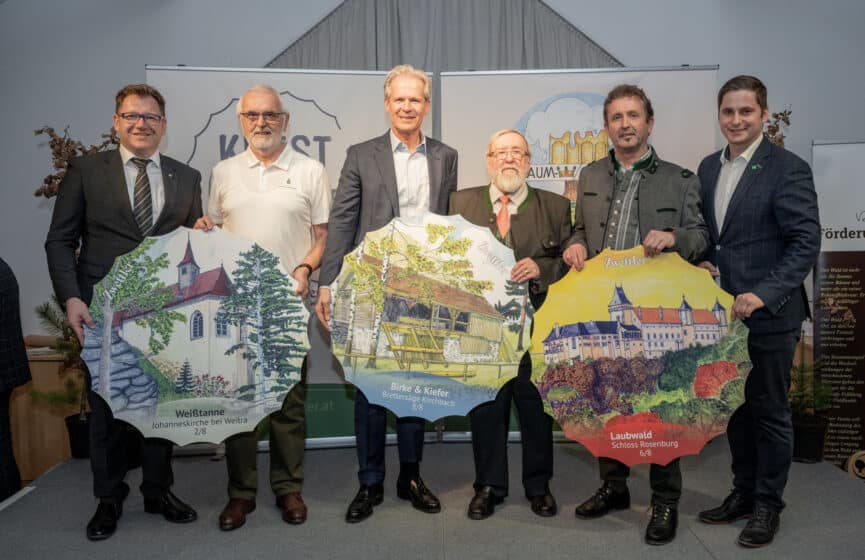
195,84,330,530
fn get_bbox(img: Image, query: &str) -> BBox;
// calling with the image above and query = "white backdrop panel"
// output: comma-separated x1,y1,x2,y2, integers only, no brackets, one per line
813,141,865,251
441,67,718,194
146,67,432,203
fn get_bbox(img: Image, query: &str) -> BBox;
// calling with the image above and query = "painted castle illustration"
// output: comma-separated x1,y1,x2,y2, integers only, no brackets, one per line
112,239,251,389
542,286,728,364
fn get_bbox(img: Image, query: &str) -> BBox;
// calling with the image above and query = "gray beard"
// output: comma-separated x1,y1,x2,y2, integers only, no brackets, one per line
492,171,526,194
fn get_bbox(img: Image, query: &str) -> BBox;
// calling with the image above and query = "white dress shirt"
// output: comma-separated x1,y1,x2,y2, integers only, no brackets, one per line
714,135,764,232
390,129,430,222
119,144,164,225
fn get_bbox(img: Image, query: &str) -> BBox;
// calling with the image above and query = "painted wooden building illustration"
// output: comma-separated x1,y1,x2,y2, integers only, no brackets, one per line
333,256,511,370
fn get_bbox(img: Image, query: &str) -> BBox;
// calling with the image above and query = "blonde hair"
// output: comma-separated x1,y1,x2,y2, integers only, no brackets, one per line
384,64,431,101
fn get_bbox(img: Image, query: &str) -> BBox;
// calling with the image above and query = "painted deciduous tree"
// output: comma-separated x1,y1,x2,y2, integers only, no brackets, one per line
347,222,493,368
90,238,185,402
221,244,305,402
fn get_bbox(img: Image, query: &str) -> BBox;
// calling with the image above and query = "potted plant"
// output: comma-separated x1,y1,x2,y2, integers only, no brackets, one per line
31,296,90,458
33,126,116,198
31,126,117,457
789,338,832,463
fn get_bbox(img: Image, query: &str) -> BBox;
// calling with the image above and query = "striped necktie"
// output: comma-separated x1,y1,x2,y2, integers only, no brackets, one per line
131,157,153,235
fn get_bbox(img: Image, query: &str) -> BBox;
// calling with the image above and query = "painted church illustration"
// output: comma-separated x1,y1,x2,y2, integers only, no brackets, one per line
112,239,251,390
542,285,728,364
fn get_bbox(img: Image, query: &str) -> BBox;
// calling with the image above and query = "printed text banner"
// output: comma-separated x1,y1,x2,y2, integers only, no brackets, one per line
813,141,865,468
146,67,430,203
441,67,718,197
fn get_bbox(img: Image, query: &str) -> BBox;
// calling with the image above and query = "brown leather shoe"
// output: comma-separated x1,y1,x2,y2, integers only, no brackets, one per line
218,498,255,531
276,492,307,525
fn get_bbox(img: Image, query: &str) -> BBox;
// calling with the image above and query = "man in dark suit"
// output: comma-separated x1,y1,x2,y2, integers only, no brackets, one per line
449,129,571,521
566,84,709,546
0,258,32,502
45,84,202,540
695,75,820,548
314,65,458,523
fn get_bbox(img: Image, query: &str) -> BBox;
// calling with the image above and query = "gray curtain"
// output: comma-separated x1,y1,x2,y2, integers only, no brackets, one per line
267,0,621,71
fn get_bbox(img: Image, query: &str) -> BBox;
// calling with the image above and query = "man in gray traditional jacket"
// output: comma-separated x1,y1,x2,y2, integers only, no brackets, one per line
565,84,709,546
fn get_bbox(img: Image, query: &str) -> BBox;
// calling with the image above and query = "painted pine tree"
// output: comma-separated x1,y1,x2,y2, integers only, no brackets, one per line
504,279,531,351
90,238,185,402
174,358,194,395
221,244,305,403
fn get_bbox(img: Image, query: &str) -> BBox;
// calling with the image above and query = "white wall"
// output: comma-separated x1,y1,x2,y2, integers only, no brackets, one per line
546,0,865,162
3,0,863,335
0,0,341,335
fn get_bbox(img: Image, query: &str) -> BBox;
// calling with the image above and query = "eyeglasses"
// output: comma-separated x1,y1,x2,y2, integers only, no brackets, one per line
239,111,286,124
489,149,528,161
117,112,164,125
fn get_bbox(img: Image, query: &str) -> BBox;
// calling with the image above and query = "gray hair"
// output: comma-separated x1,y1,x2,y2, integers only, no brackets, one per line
384,64,431,101
236,84,286,116
485,129,531,158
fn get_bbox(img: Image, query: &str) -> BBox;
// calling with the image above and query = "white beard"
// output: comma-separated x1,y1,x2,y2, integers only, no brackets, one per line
249,133,282,152
490,168,527,194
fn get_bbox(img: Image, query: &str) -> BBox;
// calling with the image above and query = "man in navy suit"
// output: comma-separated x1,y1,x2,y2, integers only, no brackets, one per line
0,258,31,502
45,84,201,540
695,75,820,548
315,65,458,523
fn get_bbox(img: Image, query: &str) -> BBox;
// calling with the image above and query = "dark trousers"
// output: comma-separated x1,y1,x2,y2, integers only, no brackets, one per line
225,363,307,499
598,456,682,507
355,389,424,486
0,390,22,501
88,387,173,501
728,329,798,512
470,354,553,498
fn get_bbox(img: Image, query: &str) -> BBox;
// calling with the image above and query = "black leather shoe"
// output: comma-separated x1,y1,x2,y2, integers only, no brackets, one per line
144,490,197,523
397,477,441,513
529,492,558,517
86,501,122,541
345,484,384,523
574,482,630,519
467,486,503,520
645,504,678,545
698,491,753,524
737,505,780,548
86,484,129,541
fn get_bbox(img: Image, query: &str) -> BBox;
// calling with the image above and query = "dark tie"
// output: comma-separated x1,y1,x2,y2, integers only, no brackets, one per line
131,157,153,235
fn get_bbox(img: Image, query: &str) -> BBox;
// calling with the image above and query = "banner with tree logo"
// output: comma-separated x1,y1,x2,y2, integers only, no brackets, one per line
329,213,529,419
531,247,749,466
82,227,308,444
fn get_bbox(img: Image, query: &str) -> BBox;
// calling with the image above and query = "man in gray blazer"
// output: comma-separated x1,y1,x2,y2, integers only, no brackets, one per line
315,65,458,523
45,84,201,540
696,75,820,548
566,84,709,546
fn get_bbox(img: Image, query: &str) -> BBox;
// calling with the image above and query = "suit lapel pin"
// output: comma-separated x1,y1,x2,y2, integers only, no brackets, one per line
751,164,761,171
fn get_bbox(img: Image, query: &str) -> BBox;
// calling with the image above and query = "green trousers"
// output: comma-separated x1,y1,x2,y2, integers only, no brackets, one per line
225,374,307,499
599,456,682,507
